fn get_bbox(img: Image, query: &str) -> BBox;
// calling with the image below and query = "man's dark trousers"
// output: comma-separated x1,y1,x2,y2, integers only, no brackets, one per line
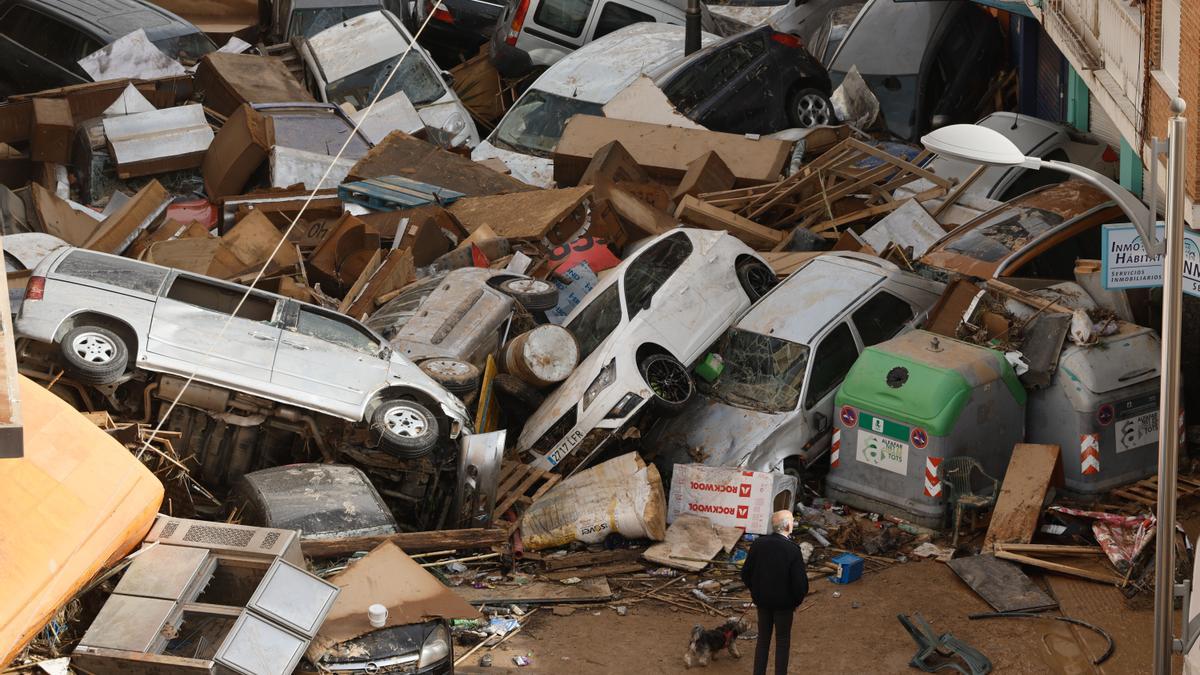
754,606,793,675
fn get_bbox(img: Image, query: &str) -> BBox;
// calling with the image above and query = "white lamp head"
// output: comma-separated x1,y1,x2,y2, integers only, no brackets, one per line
921,124,1035,167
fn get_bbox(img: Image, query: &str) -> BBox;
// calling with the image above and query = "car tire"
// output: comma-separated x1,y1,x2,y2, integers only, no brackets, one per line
783,457,805,506
789,88,836,129
420,358,481,395
639,353,694,417
60,326,129,385
372,399,440,458
498,278,559,312
493,373,545,412
736,259,778,301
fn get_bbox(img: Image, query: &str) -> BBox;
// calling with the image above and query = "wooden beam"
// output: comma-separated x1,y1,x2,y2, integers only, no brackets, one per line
0,235,22,458
675,195,784,248
301,528,508,559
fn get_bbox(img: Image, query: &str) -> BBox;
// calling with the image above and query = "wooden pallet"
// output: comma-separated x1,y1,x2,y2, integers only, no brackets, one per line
1111,475,1200,506
493,461,560,532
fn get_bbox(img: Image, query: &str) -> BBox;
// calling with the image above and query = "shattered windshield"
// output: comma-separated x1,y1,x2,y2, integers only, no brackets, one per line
703,329,810,413
492,91,604,158
944,206,1065,262
326,51,445,109
291,6,377,38
565,283,622,362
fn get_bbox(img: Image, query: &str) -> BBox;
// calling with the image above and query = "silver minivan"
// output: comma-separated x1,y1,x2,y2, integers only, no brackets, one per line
489,0,716,74
15,248,472,457
646,252,943,480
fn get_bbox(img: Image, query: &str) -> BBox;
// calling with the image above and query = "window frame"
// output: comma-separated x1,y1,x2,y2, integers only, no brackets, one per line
592,1,655,40
621,232,694,318
802,322,859,410
289,304,384,356
162,273,282,326
851,290,915,348
532,0,596,38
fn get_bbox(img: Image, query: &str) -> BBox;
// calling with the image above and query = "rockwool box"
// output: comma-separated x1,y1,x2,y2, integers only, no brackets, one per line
667,464,798,535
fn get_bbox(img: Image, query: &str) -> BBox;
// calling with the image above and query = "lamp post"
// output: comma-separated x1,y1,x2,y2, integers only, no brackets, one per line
922,104,1187,675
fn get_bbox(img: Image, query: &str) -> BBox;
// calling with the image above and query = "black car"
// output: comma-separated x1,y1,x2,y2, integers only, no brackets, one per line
827,0,1004,142
418,0,505,44
654,25,835,135
0,0,216,97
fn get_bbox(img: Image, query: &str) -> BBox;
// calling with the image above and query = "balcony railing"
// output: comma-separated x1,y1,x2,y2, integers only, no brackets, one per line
1044,0,1145,126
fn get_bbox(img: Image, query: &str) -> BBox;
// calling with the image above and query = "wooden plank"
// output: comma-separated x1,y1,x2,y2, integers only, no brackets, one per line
530,473,561,501
0,235,20,458
496,463,532,499
454,577,612,605
301,528,508,559
946,554,1058,613
993,547,1123,585
543,561,644,581
542,548,644,571
675,195,784,248
844,138,952,189
493,467,546,519
982,443,1061,552
448,186,591,243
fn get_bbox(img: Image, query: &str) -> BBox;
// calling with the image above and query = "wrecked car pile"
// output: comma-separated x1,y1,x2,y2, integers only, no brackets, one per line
0,1,1195,672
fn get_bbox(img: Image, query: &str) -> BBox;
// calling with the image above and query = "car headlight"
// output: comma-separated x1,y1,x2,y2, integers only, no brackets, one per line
605,392,643,419
418,623,450,668
582,359,616,410
445,112,466,134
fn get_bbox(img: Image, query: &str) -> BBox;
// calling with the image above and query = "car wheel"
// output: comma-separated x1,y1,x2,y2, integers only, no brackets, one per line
61,326,129,385
736,259,778,301
783,457,804,506
498,278,559,312
420,358,481,395
493,373,545,413
372,399,440,458
639,353,694,417
789,88,835,129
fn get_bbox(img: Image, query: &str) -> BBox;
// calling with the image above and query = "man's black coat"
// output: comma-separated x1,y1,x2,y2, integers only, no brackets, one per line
740,532,809,610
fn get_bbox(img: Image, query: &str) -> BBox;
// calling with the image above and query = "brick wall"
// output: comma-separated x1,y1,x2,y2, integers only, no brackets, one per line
1142,0,1200,201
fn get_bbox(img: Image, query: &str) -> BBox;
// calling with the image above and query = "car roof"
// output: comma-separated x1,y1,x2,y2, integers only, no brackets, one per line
529,24,718,102
19,0,199,40
736,254,891,345
922,112,1071,198
306,10,409,82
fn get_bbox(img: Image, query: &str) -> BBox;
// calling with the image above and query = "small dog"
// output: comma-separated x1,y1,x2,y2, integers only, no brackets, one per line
683,616,749,668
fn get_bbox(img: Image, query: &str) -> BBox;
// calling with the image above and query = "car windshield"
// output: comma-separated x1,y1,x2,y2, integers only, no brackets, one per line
492,90,604,158
151,33,217,65
290,6,378,38
565,284,622,362
944,206,1065,263
326,51,446,109
703,328,810,413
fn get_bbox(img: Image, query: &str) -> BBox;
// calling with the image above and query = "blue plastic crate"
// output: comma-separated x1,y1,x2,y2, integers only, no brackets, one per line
830,553,863,584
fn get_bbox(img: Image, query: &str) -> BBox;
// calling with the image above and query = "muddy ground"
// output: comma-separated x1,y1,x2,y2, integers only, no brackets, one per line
458,558,1178,674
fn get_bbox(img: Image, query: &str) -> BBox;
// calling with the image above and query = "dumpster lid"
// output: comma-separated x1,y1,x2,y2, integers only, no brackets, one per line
836,330,1025,436
1060,325,1160,395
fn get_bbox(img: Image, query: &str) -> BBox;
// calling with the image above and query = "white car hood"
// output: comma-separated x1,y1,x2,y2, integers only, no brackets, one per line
471,141,555,188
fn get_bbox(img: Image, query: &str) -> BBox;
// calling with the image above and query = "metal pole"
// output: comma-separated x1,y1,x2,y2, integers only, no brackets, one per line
684,0,701,55
1154,97,1187,675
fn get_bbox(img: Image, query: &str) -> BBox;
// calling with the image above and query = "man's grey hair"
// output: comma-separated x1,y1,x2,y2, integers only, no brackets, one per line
771,510,794,533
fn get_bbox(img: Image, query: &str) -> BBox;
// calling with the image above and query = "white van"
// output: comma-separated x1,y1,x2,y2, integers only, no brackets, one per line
488,0,716,75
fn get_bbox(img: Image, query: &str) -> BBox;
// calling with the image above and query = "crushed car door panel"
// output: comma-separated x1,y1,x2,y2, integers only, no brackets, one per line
147,273,283,387
271,303,386,415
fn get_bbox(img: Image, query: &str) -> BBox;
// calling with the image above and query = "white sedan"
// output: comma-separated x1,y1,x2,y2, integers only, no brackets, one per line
520,228,776,472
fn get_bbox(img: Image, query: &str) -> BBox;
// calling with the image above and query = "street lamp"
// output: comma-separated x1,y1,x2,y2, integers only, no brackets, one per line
920,123,1162,256
923,108,1187,675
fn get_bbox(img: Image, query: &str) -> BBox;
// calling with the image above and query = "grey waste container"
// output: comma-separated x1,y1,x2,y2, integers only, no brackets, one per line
827,331,1026,529
1027,325,1169,496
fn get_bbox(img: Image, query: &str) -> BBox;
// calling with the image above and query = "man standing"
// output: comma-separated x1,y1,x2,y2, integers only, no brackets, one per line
741,510,808,675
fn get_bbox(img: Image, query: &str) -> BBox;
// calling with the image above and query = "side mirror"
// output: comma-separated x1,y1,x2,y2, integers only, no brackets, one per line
813,411,829,433
442,70,455,87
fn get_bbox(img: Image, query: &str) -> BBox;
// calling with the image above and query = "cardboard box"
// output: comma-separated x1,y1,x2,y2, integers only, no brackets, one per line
30,98,73,164
554,115,791,188
202,104,273,201
195,53,314,118
103,104,214,178
666,464,798,535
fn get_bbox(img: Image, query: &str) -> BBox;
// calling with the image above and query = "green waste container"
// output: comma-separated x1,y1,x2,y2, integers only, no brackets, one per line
826,331,1026,529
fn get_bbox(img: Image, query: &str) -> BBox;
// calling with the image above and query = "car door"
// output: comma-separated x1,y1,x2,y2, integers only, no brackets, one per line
0,5,95,93
146,273,283,392
799,321,861,455
271,302,388,416
520,0,594,58
621,232,707,357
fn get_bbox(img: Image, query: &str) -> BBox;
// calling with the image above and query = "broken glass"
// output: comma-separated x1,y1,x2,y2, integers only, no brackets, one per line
566,283,622,362
326,51,445,110
491,90,604,158
703,328,809,413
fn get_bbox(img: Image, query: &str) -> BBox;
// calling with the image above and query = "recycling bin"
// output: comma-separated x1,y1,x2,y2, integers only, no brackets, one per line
1027,325,1169,496
826,330,1026,529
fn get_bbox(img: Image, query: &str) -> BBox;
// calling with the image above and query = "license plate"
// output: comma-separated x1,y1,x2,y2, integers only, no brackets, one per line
545,428,585,466
1115,411,1158,453
856,430,909,476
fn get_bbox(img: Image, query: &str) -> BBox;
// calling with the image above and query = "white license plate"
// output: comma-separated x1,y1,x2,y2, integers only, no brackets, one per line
1115,411,1158,453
